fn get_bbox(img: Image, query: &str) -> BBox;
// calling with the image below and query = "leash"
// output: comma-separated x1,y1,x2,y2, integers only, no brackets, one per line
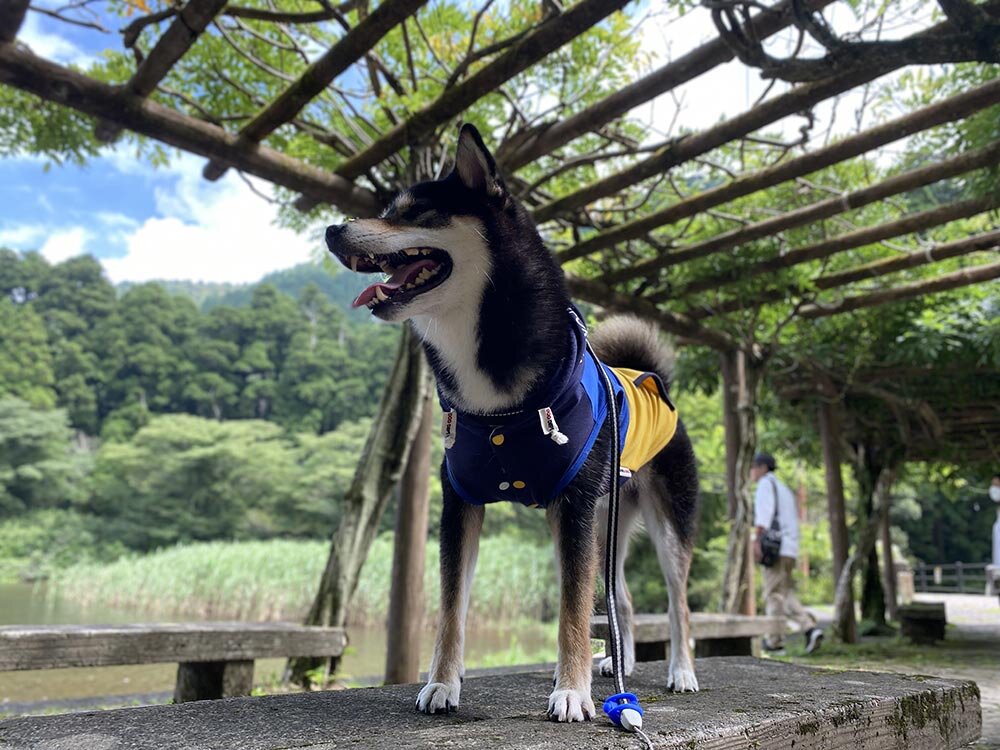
585,338,655,750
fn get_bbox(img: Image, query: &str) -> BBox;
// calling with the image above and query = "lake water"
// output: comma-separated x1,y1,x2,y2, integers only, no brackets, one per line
0,582,556,714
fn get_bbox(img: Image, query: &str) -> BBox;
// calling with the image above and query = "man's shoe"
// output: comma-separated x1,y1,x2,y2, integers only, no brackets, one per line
762,640,786,656
805,627,824,654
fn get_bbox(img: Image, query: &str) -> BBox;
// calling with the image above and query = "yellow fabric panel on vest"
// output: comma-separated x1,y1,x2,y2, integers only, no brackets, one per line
611,366,679,472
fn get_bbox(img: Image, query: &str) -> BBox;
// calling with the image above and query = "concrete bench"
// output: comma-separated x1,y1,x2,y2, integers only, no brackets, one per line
0,657,981,749
899,602,947,645
590,612,785,660
0,622,346,702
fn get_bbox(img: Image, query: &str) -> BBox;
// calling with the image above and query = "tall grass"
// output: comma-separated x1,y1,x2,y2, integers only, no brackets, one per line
53,534,560,625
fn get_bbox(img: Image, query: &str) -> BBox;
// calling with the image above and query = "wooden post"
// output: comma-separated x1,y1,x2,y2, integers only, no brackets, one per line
384,374,433,685
174,660,254,702
720,348,759,616
817,397,855,641
288,329,428,686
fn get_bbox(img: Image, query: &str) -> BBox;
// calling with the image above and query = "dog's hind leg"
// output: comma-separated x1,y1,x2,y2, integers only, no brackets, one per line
546,497,598,722
640,483,699,693
597,492,640,679
416,469,484,714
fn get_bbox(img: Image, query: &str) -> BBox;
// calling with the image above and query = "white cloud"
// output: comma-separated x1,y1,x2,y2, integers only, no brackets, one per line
101,156,320,284
18,12,94,67
40,227,90,263
0,224,47,247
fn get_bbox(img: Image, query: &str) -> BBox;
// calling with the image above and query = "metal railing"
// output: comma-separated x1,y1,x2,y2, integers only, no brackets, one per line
913,562,990,594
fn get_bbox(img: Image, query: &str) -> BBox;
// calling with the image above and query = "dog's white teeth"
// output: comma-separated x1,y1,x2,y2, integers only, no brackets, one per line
403,248,420,256
404,283,415,290
375,287,388,302
349,256,359,272
366,299,377,308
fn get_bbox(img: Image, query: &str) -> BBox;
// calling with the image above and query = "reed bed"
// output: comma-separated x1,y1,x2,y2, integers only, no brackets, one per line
53,535,559,625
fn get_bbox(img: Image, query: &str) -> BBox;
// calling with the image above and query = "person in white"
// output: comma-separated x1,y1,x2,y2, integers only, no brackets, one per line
751,452,823,654
990,474,1000,568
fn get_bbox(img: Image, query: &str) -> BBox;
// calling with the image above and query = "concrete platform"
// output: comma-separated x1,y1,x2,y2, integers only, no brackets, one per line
0,657,981,750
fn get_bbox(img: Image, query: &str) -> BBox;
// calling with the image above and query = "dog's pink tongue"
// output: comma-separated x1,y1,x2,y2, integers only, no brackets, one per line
351,259,438,308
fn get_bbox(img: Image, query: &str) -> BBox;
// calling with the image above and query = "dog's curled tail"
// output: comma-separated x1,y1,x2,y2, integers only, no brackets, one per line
588,315,674,387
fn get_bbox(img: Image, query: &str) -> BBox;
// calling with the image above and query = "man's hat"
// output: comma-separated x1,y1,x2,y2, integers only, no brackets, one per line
753,452,776,471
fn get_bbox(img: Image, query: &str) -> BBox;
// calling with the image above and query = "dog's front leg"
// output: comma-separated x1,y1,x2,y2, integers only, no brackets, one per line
546,498,598,722
416,475,484,714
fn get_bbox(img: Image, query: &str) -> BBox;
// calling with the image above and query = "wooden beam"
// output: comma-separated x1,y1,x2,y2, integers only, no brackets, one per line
673,194,999,297
497,0,837,172
797,260,1000,318
0,0,30,43
0,43,381,218
96,0,229,142
590,103,1000,277
331,0,633,182
203,0,429,181
565,274,739,351
687,228,1000,318
532,14,981,225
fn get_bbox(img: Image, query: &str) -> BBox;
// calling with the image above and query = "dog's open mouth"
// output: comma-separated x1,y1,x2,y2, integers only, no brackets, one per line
341,248,453,310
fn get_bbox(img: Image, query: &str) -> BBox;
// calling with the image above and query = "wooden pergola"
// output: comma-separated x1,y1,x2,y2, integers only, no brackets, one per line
1,0,997,676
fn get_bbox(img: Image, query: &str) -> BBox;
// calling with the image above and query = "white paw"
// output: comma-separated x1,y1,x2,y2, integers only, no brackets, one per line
416,680,461,714
667,664,699,693
547,688,596,722
598,656,634,678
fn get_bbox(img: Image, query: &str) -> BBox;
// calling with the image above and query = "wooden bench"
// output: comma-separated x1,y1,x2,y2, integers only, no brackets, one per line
898,602,947,645
0,657,981,749
0,622,347,702
590,612,784,660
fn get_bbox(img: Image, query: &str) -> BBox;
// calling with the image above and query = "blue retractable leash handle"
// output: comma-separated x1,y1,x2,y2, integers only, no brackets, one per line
604,692,644,731
585,336,648,740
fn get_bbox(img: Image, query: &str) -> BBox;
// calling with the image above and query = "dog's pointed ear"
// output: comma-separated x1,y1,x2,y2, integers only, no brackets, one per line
454,124,506,198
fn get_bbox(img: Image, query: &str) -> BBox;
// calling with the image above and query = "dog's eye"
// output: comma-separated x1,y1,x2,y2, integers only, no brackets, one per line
413,210,441,225
401,206,443,226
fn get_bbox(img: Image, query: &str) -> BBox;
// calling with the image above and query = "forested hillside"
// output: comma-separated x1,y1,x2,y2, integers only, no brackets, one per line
0,250,399,438
0,249,403,580
122,261,379,323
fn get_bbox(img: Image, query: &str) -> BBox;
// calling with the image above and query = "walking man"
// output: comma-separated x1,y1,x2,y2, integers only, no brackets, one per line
752,452,824,654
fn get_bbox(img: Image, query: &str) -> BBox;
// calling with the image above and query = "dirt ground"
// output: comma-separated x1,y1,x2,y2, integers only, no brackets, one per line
781,593,1000,749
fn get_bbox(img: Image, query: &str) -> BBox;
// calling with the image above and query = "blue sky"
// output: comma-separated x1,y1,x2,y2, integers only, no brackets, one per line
1,1,921,284
0,6,324,284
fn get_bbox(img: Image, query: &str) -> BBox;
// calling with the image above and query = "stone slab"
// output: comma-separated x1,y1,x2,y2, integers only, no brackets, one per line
0,657,981,750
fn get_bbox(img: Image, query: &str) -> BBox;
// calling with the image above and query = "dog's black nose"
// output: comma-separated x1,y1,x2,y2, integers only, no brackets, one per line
325,224,346,248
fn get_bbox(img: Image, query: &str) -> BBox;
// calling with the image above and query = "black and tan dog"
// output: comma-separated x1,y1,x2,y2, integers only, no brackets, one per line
326,125,700,723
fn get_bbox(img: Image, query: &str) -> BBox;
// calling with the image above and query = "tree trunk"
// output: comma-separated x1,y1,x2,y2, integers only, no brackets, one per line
880,497,898,621
287,327,427,686
720,348,763,615
832,447,896,642
384,372,433,685
817,397,856,642
857,453,894,631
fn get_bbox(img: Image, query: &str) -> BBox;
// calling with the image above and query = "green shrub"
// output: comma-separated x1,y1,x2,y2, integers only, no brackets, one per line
0,509,124,583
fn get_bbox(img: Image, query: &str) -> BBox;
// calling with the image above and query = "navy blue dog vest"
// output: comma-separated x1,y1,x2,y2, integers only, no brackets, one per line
440,310,676,508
